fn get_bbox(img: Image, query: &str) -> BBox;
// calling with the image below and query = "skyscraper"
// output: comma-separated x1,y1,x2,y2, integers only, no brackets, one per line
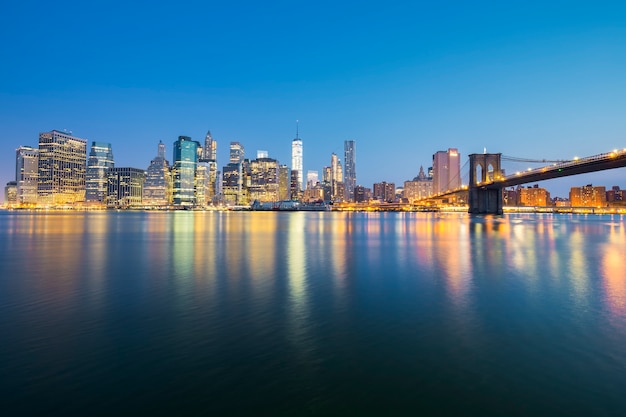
432,148,461,195
106,167,145,208
344,140,356,202
172,136,200,206
143,141,172,206
199,130,218,204
229,141,244,164
15,146,39,206
291,126,303,192
85,141,114,205
37,130,87,206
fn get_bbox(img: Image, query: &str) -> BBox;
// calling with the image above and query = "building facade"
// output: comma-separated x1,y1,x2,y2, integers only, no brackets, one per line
570,184,607,207
37,130,87,206
403,166,433,203
85,142,114,205
292,133,303,192
172,136,200,206
106,167,145,208
344,140,356,202
143,141,172,206
15,146,39,206
432,148,461,195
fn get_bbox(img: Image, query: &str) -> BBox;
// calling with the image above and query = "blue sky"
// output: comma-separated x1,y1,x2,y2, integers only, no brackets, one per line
2,0,626,199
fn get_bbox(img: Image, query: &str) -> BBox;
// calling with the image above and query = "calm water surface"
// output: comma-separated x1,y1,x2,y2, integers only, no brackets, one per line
1,211,626,416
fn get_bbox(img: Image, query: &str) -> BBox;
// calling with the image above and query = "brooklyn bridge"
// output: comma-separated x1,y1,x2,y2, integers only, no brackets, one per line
425,148,626,214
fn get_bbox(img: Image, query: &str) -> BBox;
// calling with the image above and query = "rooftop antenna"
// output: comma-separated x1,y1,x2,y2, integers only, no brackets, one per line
296,119,299,139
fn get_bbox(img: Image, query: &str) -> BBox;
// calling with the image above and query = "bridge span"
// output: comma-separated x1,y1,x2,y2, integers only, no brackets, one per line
422,149,626,214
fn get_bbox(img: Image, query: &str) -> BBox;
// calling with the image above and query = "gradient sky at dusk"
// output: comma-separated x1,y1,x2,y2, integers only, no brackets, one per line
2,0,626,199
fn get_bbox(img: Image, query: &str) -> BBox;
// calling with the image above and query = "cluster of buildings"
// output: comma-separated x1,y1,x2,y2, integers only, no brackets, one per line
503,184,626,208
4,129,363,209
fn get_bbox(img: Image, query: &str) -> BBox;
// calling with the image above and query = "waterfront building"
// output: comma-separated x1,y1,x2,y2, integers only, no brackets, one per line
373,181,396,202
249,157,279,202
570,184,607,207
606,186,625,204
519,185,551,206
143,141,172,206
432,148,460,195
195,161,210,207
222,162,248,205
303,186,324,202
291,128,303,191
344,140,356,202
4,181,17,207
199,130,218,204
106,167,145,208
172,136,200,206
503,188,518,206
278,165,290,201
403,166,433,203
37,130,87,206
85,142,114,206
15,146,39,206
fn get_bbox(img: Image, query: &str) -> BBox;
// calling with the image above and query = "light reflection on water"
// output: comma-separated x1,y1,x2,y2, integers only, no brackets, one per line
1,211,626,415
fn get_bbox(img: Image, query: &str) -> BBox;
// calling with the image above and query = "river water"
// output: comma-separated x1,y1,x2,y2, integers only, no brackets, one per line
1,211,625,416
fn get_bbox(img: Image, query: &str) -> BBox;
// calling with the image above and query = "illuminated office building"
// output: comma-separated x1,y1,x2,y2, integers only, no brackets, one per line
291,129,303,192
344,140,356,202
432,148,460,195
106,167,145,208
85,142,114,205
278,165,290,201
15,146,39,206
143,141,172,206
229,141,244,164
199,130,218,204
4,181,17,207
306,170,319,189
37,130,87,206
172,136,200,206
249,157,279,202
373,181,396,202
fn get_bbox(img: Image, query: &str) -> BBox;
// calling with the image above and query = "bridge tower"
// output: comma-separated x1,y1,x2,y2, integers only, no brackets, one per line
468,153,503,215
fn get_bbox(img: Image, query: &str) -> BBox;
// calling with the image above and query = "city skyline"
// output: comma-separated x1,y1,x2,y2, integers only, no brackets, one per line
2,1,626,199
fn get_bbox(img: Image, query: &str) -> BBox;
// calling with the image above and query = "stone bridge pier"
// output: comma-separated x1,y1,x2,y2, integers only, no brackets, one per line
468,153,504,215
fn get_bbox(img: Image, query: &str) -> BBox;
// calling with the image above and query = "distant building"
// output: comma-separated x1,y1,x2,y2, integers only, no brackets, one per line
519,185,551,206
330,153,344,202
344,140,356,202
570,184,606,207
278,165,290,201
200,131,218,204
143,141,172,206
354,185,371,203
172,136,200,206
292,128,303,191
432,148,460,194
37,130,87,206
249,157,279,202
4,181,17,207
230,141,244,164
306,170,319,189
290,169,302,201
373,181,396,202
403,166,433,202
106,167,145,208
85,142,114,206
503,188,518,206
606,186,625,204
15,146,39,206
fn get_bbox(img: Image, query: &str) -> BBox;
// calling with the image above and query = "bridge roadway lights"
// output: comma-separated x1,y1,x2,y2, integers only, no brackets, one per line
468,153,504,215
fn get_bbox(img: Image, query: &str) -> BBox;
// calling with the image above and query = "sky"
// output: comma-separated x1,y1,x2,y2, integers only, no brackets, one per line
2,0,626,200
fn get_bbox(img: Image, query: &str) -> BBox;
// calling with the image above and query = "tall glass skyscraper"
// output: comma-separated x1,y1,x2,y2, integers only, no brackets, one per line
37,130,87,206
344,140,356,202
173,136,200,206
85,141,114,204
291,127,303,192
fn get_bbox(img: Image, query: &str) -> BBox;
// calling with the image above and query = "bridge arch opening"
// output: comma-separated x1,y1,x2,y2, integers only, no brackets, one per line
487,163,495,182
475,164,484,185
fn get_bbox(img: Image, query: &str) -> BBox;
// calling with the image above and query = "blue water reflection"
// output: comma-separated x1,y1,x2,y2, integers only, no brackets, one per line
1,211,625,416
